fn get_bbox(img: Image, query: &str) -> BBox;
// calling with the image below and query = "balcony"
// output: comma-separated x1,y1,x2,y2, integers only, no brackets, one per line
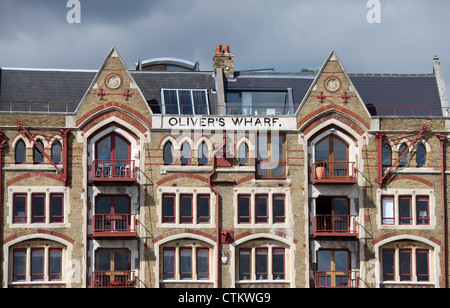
313,215,358,237
92,159,135,182
91,271,136,288
312,161,356,184
315,271,359,288
93,214,137,238
256,161,286,179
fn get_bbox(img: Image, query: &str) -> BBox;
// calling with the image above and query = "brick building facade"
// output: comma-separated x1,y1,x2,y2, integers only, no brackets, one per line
1,45,449,288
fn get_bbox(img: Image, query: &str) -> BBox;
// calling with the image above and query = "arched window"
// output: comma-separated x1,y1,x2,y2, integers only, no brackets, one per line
239,143,249,165
15,140,26,164
52,141,62,164
164,142,174,165
181,142,191,165
416,144,426,167
96,133,130,162
315,135,348,162
398,143,408,166
34,140,45,164
198,141,208,166
382,143,392,167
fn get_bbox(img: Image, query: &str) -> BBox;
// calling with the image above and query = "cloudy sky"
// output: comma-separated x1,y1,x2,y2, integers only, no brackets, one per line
1,0,450,80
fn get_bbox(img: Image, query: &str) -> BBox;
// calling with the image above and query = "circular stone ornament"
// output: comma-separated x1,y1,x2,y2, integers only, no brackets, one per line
105,73,122,90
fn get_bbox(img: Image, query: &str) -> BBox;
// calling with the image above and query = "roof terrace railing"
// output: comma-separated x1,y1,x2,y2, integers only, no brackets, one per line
367,105,449,117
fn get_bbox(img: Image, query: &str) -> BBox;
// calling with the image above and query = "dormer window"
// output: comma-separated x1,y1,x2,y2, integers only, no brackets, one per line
162,89,209,115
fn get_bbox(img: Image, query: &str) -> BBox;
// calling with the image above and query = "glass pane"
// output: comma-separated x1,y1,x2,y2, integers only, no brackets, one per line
399,197,412,225
383,250,395,281
239,143,249,165
239,250,251,280
163,249,175,279
256,249,268,280
273,195,285,223
417,197,429,225
178,90,194,115
97,136,111,160
32,195,45,223
49,250,62,281
333,198,349,215
272,135,283,161
52,142,62,164
382,198,394,224
164,142,174,165
14,195,27,223
226,92,242,115
197,196,210,223
96,196,111,214
273,249,285,279
181,143,191,165
335,251,349,271
163,195,175,223
114,196,130,214
34,141,44,164
16,141,26,163
400,250,412,281
197,249,209,279
163,90,179,114
114,136,129,160
315,138,330,161
31,250,44,281
333,138,347,161
416,144,426,166
399,144,408,166
238,196,250,223
382,144,392,166
317,251,331,271
192,90,208,115
180,249,192,279
180,195,193,223
13,250,26,281
114,251,129,271
417,251,429,282
50,195,64,223
256,196,268,223
96,250,112,271
257,134,268,161
198,142,208,166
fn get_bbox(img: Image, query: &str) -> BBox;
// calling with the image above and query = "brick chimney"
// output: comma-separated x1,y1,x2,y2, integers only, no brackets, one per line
213,45,234,78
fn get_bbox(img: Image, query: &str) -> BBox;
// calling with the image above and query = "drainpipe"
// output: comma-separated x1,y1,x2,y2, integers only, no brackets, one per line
375,133,384,188
437,134,447,288
0,131,6,267
208,138,226,288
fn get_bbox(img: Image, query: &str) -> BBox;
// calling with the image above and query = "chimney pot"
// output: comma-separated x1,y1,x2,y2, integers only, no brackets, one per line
224,45,230,54
215,45,223,54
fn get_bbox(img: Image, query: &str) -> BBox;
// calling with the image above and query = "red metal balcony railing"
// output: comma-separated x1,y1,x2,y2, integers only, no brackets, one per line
256,161,286,179
315,271,359,288
312,161,356,184
91,271,136,288
313,215,358,237
92,159,135,182
93,214,137,237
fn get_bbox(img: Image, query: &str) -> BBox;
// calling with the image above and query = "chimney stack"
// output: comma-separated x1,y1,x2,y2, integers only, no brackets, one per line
213,44,234,78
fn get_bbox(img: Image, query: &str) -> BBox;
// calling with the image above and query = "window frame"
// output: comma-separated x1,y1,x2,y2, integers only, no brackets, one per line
13,194,27,224
162,194,176,224
197,194,211,224
31,194,46,224
381,196,395,225
33,140,45,165
180,194,193,224
238,195,251,224
15,140,26,164
164,142,174,165
161,89,210,115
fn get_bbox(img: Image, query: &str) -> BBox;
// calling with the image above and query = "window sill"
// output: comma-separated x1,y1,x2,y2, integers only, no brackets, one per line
161,165,212,174
5,164,63,171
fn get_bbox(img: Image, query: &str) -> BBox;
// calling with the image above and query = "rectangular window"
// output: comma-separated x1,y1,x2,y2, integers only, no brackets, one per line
49,249,62,281
255,195,268,224
256,248,268,280
273,248,285,280
163,194,176,223
256,133,286,179
416,250,430,282
180,195,193,224
162,89,209,115
13,194,27,224
273,195,286,223
382,196,395,225
238,195,251,224
197,195,210,224
417,197,430,225
197,249,209,280
32,194,45,223
399,250,412,281
50,194,64,223
180,248,192,280
31,249,44,281
383,249,395,281
13,249,26,282
226,90,292,115
163,248,175,280
399,196,412,225
239,249,251,280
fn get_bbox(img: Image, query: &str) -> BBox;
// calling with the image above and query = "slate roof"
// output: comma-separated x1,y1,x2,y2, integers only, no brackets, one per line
0,67,445,117
349,74,444,116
